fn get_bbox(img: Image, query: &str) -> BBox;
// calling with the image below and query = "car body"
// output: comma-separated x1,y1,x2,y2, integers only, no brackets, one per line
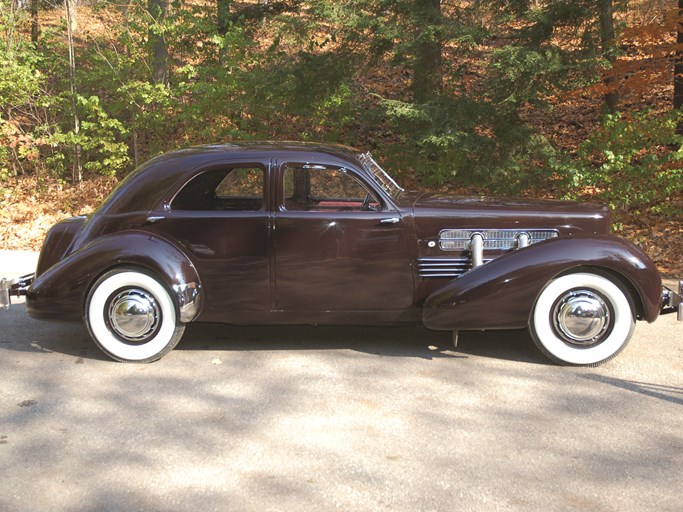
7,142,682,364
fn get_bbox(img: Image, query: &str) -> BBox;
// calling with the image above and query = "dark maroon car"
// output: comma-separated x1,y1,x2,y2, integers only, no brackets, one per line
4,142,681,364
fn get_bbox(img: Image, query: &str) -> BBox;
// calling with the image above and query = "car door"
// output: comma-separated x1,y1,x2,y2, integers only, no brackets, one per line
156,161,271,320
273,161,414,312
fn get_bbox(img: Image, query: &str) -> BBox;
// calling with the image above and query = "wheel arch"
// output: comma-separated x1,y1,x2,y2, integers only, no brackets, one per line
77,233,204,324
422,234,661,331
549,265,644,322
27,230,204,324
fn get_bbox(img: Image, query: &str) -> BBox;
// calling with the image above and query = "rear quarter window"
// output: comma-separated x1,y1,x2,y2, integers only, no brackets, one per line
172,166,265,211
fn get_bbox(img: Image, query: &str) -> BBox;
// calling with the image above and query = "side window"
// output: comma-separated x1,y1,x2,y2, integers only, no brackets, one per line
215,168,263,199
172,166,264,211
282,164,379,212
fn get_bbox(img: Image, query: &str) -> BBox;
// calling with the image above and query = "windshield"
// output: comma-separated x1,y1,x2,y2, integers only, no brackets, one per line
359,152,403,200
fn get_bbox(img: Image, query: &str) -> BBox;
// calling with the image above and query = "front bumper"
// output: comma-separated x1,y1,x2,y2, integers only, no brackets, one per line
1,273,34,309
661,280,683,321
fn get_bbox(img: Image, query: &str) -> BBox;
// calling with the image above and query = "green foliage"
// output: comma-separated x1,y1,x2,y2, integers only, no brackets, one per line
486,0,623,111
0,43,42,109
75,95,131,176
247,49,359,137
518,1,592,45
0,2,46,177
555,111,683,215
376,96,554,193
489,46,566,107
0,0,679,228
40,95,130,179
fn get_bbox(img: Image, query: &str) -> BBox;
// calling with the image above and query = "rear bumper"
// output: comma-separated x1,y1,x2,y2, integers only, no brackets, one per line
661,280,682,321
1,273,34,309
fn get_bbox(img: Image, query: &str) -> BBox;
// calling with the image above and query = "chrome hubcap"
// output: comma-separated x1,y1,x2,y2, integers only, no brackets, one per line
107,289,160,343
553,290,611,346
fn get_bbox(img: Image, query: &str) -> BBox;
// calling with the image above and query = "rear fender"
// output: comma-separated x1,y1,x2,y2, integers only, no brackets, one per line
36,215,88,276
27,230,203,323
422,234,661,331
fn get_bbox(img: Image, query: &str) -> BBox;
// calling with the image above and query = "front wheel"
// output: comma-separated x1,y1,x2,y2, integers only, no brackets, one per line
529,272,635,366
85,269,185,363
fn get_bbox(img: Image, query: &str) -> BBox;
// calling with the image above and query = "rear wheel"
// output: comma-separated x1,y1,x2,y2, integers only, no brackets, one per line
85,269,185,363
529,272,635,366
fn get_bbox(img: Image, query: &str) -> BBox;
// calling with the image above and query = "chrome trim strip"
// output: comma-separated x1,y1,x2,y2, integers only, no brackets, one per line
173,282,201,323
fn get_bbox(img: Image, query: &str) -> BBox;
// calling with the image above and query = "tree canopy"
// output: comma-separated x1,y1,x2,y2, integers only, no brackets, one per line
1,0,682,218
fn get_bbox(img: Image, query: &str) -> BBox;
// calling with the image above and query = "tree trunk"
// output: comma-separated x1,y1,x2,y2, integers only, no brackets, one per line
65,0,81,182
412,0,442,104
217,0,230,62
132,116,139,168
30,0,38,43
217,0,230,35
66,0,78,34
148,0,168,86
598,0,618,113
675,0,683,134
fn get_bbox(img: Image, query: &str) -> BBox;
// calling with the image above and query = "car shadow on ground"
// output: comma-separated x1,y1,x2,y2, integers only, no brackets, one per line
2,306,547,364
179,323,548,365
580,374,683,406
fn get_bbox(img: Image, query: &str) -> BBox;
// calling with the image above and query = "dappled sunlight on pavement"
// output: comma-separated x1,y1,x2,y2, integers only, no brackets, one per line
0,303,681,510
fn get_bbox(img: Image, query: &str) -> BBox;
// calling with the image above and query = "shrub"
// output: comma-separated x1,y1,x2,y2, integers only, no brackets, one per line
375,95,554,193
556,110,683,216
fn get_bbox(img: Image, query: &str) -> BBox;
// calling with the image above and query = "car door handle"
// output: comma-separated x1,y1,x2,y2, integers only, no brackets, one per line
145,215,165,224
379,217,401,225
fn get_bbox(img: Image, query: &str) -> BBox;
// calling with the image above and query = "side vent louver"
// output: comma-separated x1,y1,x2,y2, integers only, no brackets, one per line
419,229,559,279
418,258,492,278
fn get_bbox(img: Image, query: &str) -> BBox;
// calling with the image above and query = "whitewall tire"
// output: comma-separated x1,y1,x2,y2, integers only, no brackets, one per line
530,272,635,366
86,269,185,362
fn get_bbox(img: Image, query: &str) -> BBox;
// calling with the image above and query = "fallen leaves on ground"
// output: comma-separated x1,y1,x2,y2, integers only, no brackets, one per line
0,176,116,251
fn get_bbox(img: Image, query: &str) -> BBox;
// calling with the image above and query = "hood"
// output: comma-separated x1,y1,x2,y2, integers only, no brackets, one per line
404,191,611,237
412,192,607,215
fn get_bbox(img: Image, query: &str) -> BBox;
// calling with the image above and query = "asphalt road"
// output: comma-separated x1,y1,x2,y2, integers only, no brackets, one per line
0,252,681,511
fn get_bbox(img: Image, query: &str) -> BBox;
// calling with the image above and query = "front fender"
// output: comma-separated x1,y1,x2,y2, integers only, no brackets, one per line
422,234,662,331
27,230,203,323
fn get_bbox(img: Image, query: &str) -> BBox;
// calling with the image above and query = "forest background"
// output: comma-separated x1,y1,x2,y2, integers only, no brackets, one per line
1,0,682,276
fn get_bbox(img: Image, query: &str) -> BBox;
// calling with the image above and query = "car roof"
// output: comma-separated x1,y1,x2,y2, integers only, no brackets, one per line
157,141,363,161
98,141,367,215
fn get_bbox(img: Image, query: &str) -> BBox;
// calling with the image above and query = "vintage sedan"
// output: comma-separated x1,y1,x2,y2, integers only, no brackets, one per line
3,142,681,364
